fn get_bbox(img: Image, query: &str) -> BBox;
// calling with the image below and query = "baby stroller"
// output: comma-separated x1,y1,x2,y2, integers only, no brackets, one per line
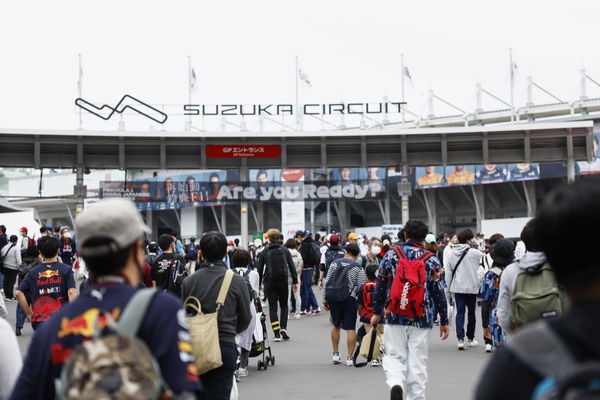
249,311,275,370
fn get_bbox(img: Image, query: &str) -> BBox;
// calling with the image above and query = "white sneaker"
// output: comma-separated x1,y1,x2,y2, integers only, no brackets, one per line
485,344,493,353
371,359,381,367
332,352,341,364
346,357,353,367
458,340,466,350
294,312,301,319
468,339,479,347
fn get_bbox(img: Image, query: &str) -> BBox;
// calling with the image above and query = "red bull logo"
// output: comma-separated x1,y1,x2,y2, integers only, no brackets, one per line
58,307,121,338
38,269,59,279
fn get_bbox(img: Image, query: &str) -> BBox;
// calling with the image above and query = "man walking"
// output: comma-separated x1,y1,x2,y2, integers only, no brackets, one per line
298,231,321,315
256,228,298,341
445,229,483,350
182,231,251,400
372,220,449,400
1,235,21,300
322,243,366,366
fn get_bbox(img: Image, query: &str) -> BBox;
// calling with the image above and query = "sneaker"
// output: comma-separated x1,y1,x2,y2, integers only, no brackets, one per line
485,344,493,353
237,368,248,378
15,328,21,336
312,308,322,315
468,339,479,347
346,357,353,367
458,340,466,350
299,311,306,316
371,359,381,367
332,352,341,364
390,385,404,400
5,297,16,302
280,329,290,341
294,312,301,319
273,333,282,342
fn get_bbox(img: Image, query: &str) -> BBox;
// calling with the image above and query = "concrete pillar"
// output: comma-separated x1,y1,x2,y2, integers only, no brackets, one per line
400,165,411,224
424,189,438,235
221,205,227,236
522,181,537,217
74,166,86,215
240,164,249,249
471,185,485,234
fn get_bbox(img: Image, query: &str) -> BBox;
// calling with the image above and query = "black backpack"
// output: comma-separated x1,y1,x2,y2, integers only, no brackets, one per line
324,259,352,302
236,268,256,301
167,258,188,298
265,246,289,282
325,247,345,271
508,321,600,399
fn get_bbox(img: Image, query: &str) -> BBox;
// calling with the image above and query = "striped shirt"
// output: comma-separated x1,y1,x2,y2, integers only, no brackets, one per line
323,257,366,302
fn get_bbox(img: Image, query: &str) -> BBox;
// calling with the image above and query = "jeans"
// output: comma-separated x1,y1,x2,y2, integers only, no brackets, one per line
265,279,289,333
16,304,26,329
300,269,319,312
454,293,477,341
198,341,237,400
382,325,430,400
0,270,4,290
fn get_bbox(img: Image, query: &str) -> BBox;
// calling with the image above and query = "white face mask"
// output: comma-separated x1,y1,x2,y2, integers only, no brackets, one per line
227,246,233,252
371,246,381,255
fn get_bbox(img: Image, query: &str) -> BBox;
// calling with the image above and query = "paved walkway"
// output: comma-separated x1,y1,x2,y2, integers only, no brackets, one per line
7,292,489,399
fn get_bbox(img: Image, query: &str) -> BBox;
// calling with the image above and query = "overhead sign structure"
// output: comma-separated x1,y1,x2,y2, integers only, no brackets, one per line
205,145,282,158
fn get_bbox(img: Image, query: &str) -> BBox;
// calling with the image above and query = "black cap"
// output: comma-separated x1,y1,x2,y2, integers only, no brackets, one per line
489,238,515,267
295,230,304,238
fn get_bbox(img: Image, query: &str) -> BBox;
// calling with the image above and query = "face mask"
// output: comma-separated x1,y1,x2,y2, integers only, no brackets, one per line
64,232,72,238
227,246,233,252
371,246,381,255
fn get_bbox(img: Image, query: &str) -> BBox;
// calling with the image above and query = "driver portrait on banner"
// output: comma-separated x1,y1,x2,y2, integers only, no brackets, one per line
416,166,445,188
445,165,475,185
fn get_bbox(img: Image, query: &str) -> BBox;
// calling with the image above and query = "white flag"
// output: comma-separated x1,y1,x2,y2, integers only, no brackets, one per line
190,67,199,94
77,62,83,96
298,68,312,88
510,61,519,87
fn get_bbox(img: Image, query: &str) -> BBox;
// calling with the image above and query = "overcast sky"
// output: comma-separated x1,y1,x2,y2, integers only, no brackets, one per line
1,0,600,132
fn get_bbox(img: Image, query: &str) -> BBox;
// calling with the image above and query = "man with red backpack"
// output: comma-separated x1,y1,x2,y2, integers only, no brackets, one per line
371,220,450,400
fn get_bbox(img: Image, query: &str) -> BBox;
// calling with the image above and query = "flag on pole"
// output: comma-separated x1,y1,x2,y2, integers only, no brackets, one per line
403,66,413,83
510,61,518,87
298,68,312,88
190,67,199,94
77,60,83,95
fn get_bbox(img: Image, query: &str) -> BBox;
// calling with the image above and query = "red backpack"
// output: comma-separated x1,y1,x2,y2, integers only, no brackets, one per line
360,281,377,319
388,246,432,318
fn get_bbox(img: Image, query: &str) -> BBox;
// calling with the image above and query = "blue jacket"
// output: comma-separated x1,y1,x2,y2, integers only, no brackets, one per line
373,240,449,328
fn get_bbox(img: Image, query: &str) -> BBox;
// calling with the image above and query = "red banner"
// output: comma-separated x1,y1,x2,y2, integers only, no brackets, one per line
205,145,282,158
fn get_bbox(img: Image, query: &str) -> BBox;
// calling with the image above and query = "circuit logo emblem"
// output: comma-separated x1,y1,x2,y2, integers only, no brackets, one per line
75,95,168,124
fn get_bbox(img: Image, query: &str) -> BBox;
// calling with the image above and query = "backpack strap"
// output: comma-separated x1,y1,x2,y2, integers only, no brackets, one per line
116,288,158,337
506,320,578,379
417,250,434,262
392,245,407,260
216,269,234,310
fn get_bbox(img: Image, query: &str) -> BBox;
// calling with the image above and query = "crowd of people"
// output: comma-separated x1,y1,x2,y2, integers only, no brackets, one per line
0,176,598,399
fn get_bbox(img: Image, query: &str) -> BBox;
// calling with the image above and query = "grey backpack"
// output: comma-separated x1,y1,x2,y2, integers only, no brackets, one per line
508,321,600,400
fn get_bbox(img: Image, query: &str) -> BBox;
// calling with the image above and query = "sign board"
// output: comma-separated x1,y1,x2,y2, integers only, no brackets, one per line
205,145,281,158
382,224,403,238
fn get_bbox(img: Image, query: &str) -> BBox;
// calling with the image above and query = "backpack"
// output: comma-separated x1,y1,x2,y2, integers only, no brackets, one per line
325,247,345,271
388,246,432,319
167,258,189,298
359,281,377,319
185,244,198,261
264,246,288,282
57,288,166,400
236,267,256,301
507,321,600,400
510,262,567,330
324,259,352,302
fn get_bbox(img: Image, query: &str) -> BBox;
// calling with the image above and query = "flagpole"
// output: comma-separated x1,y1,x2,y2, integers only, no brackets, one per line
78,53,82,130
401,53,405,126
509,48,514,122
295,55,300,130
187,55,192,131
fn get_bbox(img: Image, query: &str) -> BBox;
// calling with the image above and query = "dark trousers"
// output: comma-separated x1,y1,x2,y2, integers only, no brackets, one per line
454,293,477,341
265,279,289,332
239,348,250,369
2,268,18,299
199,341,237,400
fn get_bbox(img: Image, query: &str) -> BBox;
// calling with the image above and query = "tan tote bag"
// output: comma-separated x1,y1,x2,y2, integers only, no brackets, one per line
184,269,234,375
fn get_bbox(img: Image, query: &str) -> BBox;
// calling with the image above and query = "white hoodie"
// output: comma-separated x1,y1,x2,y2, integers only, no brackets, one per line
444,243,484,294
497,251,547,332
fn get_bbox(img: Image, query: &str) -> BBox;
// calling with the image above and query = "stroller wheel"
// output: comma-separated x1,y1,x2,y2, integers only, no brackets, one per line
263,360,268,370
257,360,263,370
270,356,275,366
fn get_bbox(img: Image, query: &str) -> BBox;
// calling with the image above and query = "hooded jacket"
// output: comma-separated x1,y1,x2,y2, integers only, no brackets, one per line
497,251,546,332
444,243,483,294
